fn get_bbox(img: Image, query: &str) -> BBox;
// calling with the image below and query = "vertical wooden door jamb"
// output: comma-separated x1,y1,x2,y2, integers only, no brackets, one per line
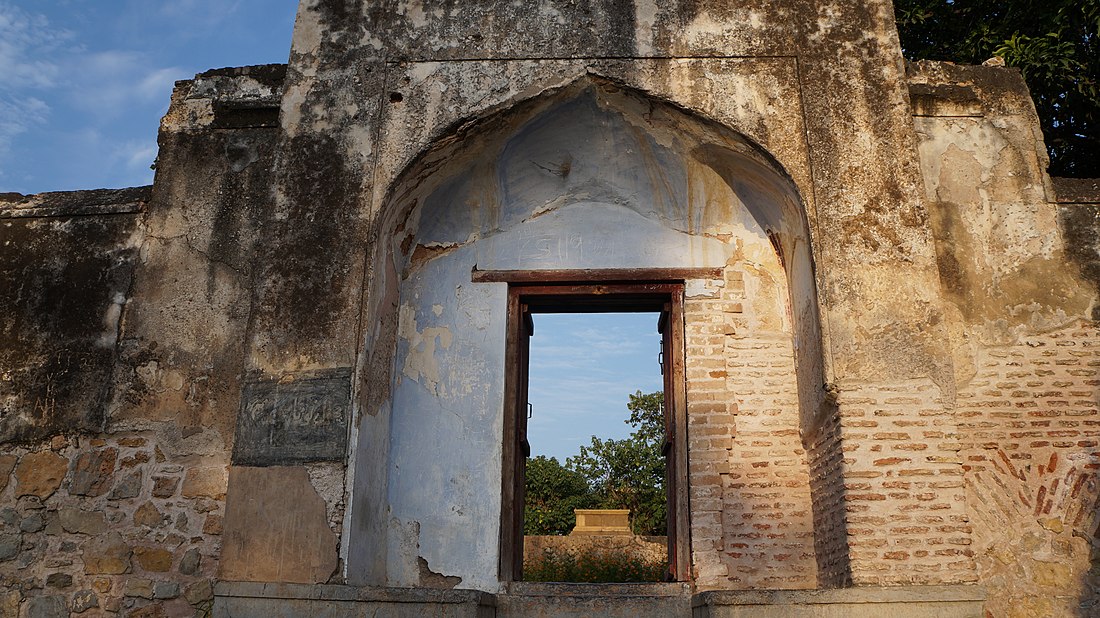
499,288,521,582
668,287,692,582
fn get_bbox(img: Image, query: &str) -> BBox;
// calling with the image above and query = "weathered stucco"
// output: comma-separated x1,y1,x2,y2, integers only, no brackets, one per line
2,1,1099,616
357,82,817,590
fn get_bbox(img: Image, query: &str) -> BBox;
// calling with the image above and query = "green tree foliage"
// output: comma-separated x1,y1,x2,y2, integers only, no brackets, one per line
524,391,668,536
567,391,667,536
894,0,1099,176
523,456,597,535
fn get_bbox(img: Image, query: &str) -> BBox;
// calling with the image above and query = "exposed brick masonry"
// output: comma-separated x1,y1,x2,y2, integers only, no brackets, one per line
958,319,1100,616
836,382,976,585
685,268,818,590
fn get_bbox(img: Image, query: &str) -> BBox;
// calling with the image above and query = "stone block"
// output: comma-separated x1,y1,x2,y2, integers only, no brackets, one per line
0,454,17,494
219,466,337,584
153,581,180,599
45,573,72,589
21,595,66,618
133,502,164,528
0,590,19,618
571,509,632,536
0,533,20,561
59,508,107,535
127,604,166,618
694,587,986,618
123,578,154,599
184,579,213,606
68,448,117,497
14,452,68,499
202,514,222,535
150,476,178,498
178,548,201,575
212,582,498,618
70,589,98,613
18,513,45,533
132,546,173,572
82,531,130,575
109,471,143,500
181,466,227,500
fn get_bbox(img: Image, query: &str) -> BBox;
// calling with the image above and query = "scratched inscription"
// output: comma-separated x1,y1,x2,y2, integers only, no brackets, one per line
232,368,351,466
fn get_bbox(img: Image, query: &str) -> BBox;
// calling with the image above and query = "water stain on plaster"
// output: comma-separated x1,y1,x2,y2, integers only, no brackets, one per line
931,199,1091,336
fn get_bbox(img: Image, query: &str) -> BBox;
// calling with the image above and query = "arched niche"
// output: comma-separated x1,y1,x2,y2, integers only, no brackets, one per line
347,77,829,591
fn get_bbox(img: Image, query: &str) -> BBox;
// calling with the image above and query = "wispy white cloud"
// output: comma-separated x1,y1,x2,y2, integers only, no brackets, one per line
526,313,663,460
65,51,188,120
0,3,65,165
0,3,187,189
0,3,70,90
122,141,158,171
0,95,47,151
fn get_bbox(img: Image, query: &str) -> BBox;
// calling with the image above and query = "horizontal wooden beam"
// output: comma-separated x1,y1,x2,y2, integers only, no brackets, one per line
470,266,723,284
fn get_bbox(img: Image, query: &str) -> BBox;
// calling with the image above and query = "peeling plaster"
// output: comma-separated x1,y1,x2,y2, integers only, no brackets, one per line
397,303,454,396
364,82,819,591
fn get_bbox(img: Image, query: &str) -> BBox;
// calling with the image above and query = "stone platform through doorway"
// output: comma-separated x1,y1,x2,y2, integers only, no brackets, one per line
214,581,985,617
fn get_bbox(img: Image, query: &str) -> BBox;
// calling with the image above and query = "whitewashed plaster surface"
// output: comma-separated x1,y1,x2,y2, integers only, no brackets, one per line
359,88,812,590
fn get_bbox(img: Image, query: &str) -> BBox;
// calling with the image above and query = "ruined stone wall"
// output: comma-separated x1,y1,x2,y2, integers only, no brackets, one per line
12,0,1100,611
353,80,819,591
265,0,966,592
0,434,222,616
911,60,1100,616
0,66,328,616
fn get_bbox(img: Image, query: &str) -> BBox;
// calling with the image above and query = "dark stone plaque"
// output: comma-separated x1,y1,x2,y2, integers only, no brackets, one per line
232,368,351,466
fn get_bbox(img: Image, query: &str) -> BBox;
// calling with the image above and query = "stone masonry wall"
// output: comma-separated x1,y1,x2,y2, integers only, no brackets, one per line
0,434,224,617
0,65,337,616
911,60,1100,616
958,321,1100,617
685,266,818,590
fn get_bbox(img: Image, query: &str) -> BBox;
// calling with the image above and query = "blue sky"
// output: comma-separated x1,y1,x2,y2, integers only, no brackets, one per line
529,313,663,462
0,1,660,464
0,1,298,193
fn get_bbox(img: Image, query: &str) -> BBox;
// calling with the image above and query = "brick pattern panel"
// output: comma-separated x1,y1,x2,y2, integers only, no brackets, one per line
685,268,817,590
958,320,1100,617
836,382,977,585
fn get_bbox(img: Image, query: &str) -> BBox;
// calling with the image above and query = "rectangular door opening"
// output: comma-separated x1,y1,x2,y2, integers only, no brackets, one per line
499,282,690,584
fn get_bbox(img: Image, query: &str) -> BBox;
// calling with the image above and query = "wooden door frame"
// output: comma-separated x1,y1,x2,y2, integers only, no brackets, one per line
496,277,693,583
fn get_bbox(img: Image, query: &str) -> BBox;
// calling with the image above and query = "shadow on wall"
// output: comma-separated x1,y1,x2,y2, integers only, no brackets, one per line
805,394,853,588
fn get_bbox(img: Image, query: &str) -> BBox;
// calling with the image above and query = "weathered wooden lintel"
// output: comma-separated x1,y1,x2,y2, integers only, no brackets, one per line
471,266,724,284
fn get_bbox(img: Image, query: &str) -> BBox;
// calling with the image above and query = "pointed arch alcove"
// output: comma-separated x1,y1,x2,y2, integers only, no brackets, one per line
347,76,841,592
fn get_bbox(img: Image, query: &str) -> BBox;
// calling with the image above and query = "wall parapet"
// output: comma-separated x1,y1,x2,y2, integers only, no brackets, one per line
0,187,150,219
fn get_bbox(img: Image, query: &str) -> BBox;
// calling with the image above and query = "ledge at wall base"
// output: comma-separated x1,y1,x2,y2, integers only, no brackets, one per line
214,581,985,618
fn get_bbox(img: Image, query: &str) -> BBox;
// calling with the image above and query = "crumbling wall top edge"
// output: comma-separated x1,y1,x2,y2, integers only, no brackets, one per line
0,186,151,218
